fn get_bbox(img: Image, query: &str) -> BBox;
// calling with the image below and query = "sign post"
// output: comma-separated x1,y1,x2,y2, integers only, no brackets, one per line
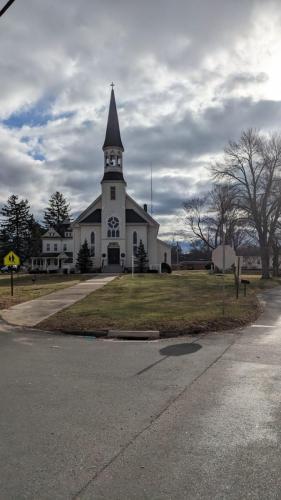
212,244,236,316
3,251,20,297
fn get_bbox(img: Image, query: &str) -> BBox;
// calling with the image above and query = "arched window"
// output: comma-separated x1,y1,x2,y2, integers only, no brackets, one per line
107,217,119,238
164,252,167,263
90,231,95,256
133,231,138,256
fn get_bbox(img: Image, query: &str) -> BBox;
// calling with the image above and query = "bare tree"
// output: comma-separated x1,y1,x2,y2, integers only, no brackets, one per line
183,183,246,252
213,129,281,279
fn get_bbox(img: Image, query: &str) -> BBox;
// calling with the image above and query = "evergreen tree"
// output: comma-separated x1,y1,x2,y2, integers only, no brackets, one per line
27,216,44,258
43,191,70,230
136,239,149,273
0,195,33,259
76,240,92,273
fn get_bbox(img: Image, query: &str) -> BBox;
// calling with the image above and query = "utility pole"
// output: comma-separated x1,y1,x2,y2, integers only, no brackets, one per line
150,163,153,215
0,0,16,17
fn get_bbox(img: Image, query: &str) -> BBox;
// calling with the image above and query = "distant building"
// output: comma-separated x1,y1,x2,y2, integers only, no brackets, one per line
31,87,170,273
31,221,73,273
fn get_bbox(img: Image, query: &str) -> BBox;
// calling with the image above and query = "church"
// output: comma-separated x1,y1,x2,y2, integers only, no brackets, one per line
31,88,171,273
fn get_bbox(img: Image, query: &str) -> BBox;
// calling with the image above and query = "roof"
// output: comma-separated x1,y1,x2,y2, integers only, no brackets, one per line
102,88,124,151
40,252,73,258
79,209,147,225
101,171,125,182
157,238,171,248
80,209,102,224
126,209,147,223
41,252,60,258
237,246,261,257
42,223,72,239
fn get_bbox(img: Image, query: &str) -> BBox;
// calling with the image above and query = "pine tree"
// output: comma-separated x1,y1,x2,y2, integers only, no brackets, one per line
76,240,92,273
0,195,33,258
43,191,70,230
136,239,149,273
27,216,44,258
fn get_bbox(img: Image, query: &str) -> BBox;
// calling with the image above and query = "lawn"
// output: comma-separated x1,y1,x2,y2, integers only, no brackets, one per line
38,271,281,334
0,273,93,310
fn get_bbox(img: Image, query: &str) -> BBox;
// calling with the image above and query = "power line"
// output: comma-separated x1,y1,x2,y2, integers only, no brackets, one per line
150,162,153,215
0,0,16,18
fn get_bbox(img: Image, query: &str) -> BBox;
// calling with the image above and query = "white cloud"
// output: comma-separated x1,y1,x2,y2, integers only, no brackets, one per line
0,0,281,237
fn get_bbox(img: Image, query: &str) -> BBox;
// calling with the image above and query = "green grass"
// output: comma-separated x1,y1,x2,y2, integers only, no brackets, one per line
0,273,93,310
38,271,281,333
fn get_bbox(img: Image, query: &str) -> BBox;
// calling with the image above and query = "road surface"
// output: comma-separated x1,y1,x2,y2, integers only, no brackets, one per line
1,287,281,499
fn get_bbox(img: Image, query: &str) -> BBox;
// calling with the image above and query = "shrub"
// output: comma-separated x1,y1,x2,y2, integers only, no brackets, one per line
161,262,172,273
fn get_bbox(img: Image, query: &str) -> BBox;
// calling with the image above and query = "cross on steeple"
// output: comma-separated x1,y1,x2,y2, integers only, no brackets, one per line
110,82,114,89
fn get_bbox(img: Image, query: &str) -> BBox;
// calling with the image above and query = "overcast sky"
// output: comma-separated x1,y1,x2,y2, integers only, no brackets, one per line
1,0,281,239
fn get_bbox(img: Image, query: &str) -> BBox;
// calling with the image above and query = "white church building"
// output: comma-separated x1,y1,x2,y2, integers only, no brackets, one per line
31,88,171,273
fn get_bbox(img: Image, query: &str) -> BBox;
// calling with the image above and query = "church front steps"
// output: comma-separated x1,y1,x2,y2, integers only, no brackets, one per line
102,264,123,273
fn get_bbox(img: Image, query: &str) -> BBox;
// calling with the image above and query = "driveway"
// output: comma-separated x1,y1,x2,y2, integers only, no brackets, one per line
0,287,281,499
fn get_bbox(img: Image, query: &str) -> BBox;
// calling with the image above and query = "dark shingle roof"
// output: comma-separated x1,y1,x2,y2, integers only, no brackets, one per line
101,171,125,182
80,209,102,224
78,208,147,224
126,209,147,223
102,89,124,151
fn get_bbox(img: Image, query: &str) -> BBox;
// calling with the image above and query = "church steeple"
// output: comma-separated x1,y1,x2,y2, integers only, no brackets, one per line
103,85,124,151
102,84,125,183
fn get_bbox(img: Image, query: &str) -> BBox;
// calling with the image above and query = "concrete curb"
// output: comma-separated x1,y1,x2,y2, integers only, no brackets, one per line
108,330,160,340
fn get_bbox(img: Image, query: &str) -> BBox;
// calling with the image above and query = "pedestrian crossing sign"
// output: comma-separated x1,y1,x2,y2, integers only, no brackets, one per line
3,251,20,267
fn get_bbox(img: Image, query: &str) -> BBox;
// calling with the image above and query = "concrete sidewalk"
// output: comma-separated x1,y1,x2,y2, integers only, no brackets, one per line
0,275,117,327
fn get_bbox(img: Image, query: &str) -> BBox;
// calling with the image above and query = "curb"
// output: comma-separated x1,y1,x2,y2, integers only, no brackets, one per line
55,328,192,340
108,330,160,340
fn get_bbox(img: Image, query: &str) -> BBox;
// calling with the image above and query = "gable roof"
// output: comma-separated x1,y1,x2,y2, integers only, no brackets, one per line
42,228,61,239
126,209,147,223
73,195,101,225
80,209,102,224
126,194,159,228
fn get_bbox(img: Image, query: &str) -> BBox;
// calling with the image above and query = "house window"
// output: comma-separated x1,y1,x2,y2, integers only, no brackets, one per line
110,186,116,200
54,243,58,252
133,231,138,256
107,217,119,238
54,259,58,266
47,243,50,251
47,259,50,266
63,243,67,251
90,231,95,256
164,252,167,263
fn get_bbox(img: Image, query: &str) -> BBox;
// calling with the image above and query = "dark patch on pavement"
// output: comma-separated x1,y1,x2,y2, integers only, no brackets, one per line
136,342,202,375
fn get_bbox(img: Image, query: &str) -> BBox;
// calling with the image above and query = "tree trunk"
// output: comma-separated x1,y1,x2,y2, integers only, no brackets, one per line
260,246,270,279
272,244,279,277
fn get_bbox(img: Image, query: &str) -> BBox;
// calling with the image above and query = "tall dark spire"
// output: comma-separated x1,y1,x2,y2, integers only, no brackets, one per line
102,87,124,151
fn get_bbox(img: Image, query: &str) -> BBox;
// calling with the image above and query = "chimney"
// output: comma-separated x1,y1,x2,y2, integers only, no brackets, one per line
143,203,147,212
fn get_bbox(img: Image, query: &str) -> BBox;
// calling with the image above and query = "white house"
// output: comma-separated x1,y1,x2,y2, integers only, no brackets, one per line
31,88,170,273
31,221,73,273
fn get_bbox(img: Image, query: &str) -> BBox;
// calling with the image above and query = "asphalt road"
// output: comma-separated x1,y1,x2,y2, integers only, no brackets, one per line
1,288,281,499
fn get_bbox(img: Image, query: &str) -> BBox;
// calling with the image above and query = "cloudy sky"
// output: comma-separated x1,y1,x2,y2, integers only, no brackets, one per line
1,0,281,239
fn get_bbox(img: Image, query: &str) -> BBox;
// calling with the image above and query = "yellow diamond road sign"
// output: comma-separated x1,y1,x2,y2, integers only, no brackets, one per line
4,251,20,267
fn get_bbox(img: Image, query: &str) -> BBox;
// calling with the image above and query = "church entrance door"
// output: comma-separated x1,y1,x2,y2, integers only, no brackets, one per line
108,247,120,265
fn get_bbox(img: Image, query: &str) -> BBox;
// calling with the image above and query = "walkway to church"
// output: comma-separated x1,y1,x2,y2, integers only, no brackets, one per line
1,275,117,327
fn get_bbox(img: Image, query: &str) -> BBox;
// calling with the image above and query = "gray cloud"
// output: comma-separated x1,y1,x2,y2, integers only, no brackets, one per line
0,0,281,238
